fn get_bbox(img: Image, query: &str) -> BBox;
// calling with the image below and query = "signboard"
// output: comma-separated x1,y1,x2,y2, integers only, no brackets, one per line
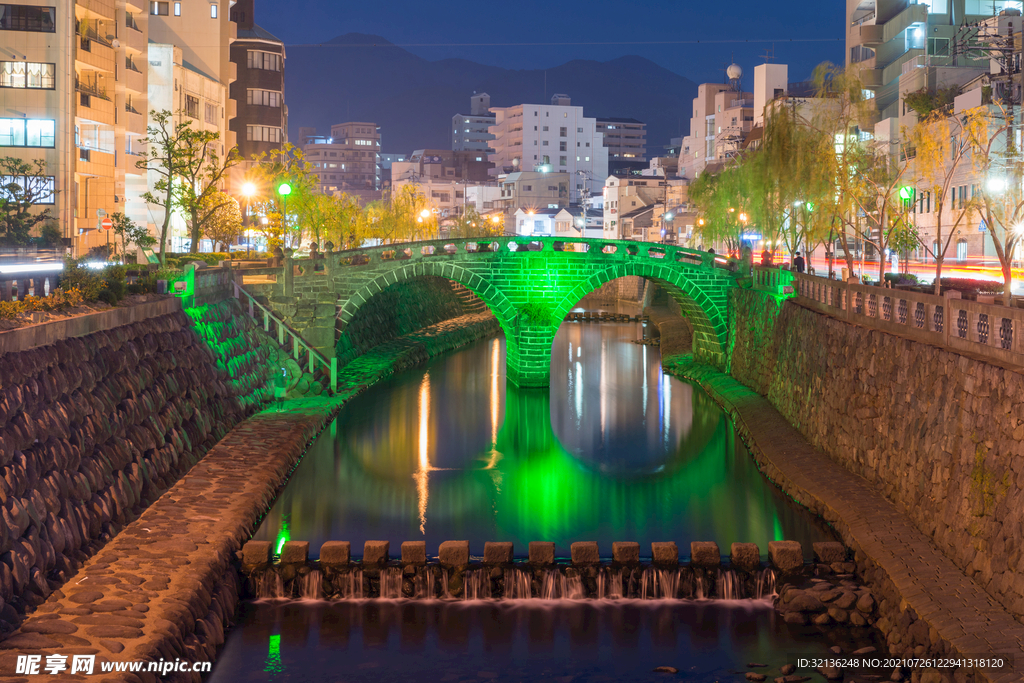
101,217,113,230
423,155,443,164
979,220,987,233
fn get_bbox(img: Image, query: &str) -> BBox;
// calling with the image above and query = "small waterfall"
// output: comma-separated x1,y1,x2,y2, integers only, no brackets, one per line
380,567,404,599
337,570,364,599
694,573,705,600
463,570,491,600
564,574,584,599
300,570,323,600
755,568,776,600
440,570,452,599
716,569,738,600
503,568,533,599
413,568,434,599
540,570,584,599
540,570,560,599
256,571,284,599
596,568,623,600
640,567,679,599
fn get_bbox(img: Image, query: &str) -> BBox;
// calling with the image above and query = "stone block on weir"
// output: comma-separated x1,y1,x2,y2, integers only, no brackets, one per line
529,542,555,565
571,542,600,565
483,542,513,564
730,543,760,572
363,540,390,565
241,541,272,570
402,541,427,565
813,542,846,565
651,542,678,565
280,541,309,565
319,542,351,567
769,540,803,572
612,542,639,564
690,542,721,568
439,541,470,567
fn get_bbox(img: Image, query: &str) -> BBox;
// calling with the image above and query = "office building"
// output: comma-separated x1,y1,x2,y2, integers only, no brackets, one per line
452,92,495,152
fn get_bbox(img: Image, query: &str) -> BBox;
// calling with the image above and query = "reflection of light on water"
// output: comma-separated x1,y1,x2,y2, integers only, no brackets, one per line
264,633,282,674
642,344,647,423
574,361,583,428
485,339,503,486
414,372,431,534
662,373,672,448
600,335,607,441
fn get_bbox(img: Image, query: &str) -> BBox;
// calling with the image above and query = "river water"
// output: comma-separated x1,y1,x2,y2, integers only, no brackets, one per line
211,311,866,681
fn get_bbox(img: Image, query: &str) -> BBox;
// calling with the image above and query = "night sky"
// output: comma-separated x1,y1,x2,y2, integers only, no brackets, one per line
260,0,845,89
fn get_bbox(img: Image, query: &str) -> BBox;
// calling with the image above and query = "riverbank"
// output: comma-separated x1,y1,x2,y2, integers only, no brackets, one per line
650,310,1023,683
0,312,499,682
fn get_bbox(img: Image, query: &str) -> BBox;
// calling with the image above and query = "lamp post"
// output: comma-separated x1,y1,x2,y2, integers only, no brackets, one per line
277,182,292,247
661,212,674,244
242,182,256,258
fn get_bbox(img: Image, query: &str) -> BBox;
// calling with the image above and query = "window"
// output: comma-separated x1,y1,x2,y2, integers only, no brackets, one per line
205,102,218,124
0,4,56,31
542,140,548,146
173,1,180,14
0,174,54,203
247,89,281,107
150,1,168,14
559,141,566,151
560,127,567,137
559,156,567,166
956,238,968,263
247,50,281,71
542,126,548,131
185,95,199,119
210,3,216,17
523,185,532,191
0,61,54,89
0,118,54,147
247,125,282,142
577,127,583,133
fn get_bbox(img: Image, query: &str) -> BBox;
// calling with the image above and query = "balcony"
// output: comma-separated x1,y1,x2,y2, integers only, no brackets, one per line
124,23,146,53
882,3,927,44
852,23,884,46
125,107,146,135
882,49,925,86
75,147,115,178
76,85,115,126
123,63,145,95
75,40,115,74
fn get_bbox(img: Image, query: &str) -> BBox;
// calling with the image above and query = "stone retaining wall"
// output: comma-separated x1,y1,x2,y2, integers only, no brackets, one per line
0,299,278,634
728,289,1024,624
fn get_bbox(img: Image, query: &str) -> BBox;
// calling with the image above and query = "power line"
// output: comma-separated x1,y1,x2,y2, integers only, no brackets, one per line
284,38,844,48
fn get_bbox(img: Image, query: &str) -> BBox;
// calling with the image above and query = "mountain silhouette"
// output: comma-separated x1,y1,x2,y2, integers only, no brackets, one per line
285,33,698,156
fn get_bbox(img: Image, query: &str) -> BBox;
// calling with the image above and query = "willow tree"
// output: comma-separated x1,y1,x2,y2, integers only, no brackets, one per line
690,159,753,254
908,107,985,293
969,103,1023,302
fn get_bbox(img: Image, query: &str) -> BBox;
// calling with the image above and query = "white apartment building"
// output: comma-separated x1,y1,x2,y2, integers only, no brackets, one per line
452,92,495,152
602,176,668,240
678,75,754,181
488,94,609,203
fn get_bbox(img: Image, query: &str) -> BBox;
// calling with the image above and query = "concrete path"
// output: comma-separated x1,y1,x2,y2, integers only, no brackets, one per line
666,356,1024,683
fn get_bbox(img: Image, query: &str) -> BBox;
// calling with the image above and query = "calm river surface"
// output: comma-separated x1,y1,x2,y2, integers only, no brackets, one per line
252,317,832,558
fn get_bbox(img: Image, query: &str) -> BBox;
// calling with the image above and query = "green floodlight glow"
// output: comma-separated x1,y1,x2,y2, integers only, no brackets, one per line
278,182,292,196
805,202,814,213
898,186,914,201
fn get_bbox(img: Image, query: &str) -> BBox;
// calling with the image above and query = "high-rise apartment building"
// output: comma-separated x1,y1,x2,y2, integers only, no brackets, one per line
452,92,495,152
0,0,152,255
488,94,608,202
678,71,754,180
300,122,381,203
229,0,285,162
596,117,647,167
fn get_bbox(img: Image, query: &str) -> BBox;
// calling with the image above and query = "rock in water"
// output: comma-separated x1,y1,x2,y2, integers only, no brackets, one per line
653,666,679,673
781,664,796,675
746,674,768,682
748,663,768,668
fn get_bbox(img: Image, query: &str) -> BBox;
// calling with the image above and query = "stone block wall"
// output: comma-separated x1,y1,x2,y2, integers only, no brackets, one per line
579,275,646,305
0,300,275,631
729,288,1024,620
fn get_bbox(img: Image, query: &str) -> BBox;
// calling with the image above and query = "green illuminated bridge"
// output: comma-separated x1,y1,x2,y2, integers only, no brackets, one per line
242,236,740,388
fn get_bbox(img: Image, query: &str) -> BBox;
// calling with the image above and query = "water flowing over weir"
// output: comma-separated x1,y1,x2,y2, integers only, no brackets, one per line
250,564,778,601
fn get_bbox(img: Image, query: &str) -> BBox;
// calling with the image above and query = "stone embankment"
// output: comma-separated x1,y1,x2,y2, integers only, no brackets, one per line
0,300,278,634
653,294,1024,683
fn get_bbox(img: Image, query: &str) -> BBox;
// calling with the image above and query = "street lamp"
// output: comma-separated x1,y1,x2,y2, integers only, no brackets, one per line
242,182,256,257
278,182,292,247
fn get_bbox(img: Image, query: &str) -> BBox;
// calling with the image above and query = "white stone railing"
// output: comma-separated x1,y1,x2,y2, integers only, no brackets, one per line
792,273,1024,365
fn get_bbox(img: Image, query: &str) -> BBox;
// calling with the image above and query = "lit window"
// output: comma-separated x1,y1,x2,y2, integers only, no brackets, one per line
173,1,180,15
210,3,217,17
0,61,54,89
0,118,55,147
150,1,168,14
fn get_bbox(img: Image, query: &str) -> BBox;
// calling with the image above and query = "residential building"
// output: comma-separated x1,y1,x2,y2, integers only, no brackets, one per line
0,0,151,255
512,207,582,237
452,92,495,152
619,205,656,241
229,0,286,163
392,149,492,184
495,170,569,227
597,117,647,174
488,94,609,202
300,122,381,203
678,67,754,180
601,175,669,240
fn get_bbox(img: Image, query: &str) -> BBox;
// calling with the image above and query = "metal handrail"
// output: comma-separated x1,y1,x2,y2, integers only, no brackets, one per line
232,281,338,393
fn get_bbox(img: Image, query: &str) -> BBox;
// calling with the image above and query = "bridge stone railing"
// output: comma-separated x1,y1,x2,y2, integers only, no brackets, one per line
792,272,1024,367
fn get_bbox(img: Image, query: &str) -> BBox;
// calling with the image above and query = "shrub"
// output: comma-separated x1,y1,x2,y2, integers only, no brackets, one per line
0,287,84,320
0,301,22,320
884,273,919,286
60,258,104,300
939,277,1004,293
102,264,127,303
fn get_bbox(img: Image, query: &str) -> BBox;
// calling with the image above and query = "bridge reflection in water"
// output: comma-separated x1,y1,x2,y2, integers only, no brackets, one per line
253,318,832,557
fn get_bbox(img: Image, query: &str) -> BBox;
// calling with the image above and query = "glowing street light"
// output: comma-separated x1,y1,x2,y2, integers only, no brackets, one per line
241,182,257,257
988,178,1007,193
420,209,430,219
278,182,292,241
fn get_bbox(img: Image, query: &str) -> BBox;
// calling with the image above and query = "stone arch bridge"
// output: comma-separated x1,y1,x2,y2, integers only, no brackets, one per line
240,237,739,388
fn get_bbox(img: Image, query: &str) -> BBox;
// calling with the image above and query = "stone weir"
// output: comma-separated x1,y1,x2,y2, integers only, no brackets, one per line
239,539,879,620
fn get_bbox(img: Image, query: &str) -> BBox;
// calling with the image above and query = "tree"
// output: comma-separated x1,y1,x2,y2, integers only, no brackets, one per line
690,160,753,254
247,144,317,247
0,157,54,246
449,206,503,238
137,111,193,265
908,108,986,294
111,212,155,263
196,191,242,252
174,130,240,253
969,103,1024,302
